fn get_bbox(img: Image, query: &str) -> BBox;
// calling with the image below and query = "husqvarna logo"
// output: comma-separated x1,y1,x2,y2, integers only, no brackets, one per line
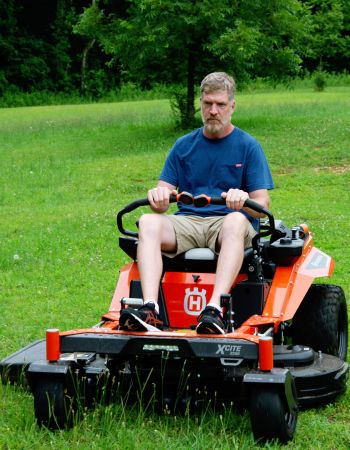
184,287,207,316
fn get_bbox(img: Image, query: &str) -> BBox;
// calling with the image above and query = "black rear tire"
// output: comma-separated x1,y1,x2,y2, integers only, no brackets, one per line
249,386,297,443
291,284,348,360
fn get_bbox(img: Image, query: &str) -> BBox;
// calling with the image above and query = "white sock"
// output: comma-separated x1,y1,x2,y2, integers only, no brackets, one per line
206,302,222,313
144,299,159,314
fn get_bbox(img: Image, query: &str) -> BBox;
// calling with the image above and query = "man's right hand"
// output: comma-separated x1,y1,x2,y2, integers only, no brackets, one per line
147,186,177,213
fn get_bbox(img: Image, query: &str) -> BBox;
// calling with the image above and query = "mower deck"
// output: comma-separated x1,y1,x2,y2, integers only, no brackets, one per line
1,331,348,408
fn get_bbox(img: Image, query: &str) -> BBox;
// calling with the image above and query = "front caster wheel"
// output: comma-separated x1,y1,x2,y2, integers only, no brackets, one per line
249,386,297,443
33,378,77,429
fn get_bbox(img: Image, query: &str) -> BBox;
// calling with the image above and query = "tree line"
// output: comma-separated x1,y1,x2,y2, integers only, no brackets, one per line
1,0,349,120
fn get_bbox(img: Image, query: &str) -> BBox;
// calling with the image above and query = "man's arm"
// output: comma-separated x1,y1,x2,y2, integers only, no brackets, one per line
246,189,270,218
147,180,177,213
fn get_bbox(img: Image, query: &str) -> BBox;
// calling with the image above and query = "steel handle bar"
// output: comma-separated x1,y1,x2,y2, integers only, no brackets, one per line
117,192,274,238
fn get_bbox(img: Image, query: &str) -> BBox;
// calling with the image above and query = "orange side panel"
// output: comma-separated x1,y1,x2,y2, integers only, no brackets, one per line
263,237,334,322
108,262,140,313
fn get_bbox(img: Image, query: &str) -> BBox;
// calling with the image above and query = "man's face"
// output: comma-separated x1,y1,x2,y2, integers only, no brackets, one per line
200,90,235,137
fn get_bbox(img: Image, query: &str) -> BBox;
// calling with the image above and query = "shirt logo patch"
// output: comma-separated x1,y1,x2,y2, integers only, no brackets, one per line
234,163,243,168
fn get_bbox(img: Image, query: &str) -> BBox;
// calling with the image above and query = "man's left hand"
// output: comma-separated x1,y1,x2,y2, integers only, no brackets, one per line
221,189,249,210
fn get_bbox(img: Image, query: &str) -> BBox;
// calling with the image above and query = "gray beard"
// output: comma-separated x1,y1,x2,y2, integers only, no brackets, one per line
204,121,224,135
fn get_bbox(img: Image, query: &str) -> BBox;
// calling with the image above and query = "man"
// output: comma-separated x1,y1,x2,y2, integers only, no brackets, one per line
119,72,274,334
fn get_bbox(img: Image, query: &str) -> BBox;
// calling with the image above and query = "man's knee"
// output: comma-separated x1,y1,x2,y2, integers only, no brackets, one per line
138,214,176,249
138,214,163,237
220,213,249,240
222,212,249,231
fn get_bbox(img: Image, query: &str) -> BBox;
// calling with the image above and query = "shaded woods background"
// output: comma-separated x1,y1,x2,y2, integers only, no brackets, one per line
1,0,349,118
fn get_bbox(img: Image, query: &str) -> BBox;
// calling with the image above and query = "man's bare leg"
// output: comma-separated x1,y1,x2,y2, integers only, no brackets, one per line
196,213,250,334
209,213,250,305
119,214,177,331
137,213,177,302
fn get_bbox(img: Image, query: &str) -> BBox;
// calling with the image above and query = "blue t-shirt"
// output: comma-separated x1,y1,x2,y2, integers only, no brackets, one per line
159,127,274,229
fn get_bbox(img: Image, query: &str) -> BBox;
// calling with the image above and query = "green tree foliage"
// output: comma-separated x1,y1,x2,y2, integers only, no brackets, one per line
0,0,77,94
1,1,350,108
76,0,311,124
0,0,49,93
0,0,120,97
303,0,350,72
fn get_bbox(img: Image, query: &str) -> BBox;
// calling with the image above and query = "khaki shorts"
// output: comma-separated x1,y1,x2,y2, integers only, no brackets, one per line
163,214,257,258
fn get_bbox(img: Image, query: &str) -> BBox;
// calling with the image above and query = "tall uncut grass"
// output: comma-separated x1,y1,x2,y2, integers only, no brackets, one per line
0,86,349,449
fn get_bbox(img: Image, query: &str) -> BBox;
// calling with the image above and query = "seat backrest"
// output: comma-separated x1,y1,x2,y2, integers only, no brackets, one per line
183,248,216,260
163,247,253,273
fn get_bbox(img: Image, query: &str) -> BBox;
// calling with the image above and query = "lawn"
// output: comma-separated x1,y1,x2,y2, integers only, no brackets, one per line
0,86,349,449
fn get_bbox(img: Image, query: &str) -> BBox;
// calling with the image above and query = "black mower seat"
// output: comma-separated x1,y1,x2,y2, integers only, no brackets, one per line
119,236,254,274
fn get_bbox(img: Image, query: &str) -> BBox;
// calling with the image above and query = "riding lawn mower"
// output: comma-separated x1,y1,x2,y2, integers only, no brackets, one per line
1,193,348,443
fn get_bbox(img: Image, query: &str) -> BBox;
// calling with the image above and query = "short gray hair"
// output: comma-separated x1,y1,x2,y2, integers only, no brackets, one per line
200,72,236,100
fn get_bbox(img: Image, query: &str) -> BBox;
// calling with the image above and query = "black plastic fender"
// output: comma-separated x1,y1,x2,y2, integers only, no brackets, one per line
243,368,298,414
26,360,77,391
28,360,70,375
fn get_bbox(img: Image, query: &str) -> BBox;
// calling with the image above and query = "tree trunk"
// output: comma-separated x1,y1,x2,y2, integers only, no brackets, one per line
80,0,97,93
186,46,196,126
81,38,96,92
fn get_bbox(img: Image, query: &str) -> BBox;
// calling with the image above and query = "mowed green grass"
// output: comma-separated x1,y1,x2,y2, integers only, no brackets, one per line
0,87,349,449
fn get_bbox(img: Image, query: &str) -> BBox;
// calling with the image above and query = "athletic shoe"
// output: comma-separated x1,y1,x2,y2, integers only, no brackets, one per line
119,302,163,331
196,306,226,334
